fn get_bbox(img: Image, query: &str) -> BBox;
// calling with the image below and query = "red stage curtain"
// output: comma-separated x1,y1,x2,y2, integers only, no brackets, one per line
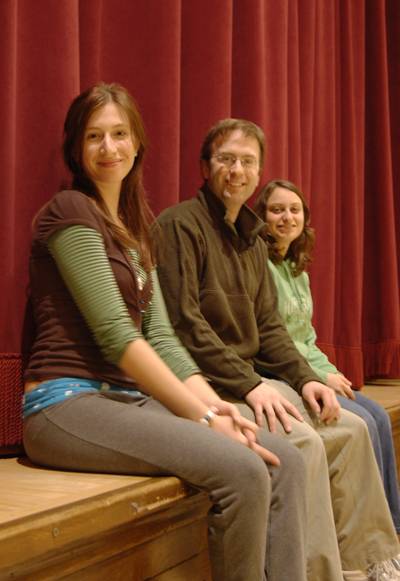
1,0,400,444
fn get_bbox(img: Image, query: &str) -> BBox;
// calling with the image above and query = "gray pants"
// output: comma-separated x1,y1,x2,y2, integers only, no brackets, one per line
23,391,307,581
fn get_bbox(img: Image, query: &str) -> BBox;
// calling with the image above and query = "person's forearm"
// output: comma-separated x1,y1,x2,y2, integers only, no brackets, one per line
119,339,209,421
183,374,222,406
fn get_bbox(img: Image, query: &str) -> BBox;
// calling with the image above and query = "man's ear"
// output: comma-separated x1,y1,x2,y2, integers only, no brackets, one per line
200,159,210,179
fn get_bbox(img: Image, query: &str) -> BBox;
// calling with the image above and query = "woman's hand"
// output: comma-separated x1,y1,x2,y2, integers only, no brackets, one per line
211,400,271,449
326,373,355,399
210,413,280,466
183,377,279,464
211,399,252,427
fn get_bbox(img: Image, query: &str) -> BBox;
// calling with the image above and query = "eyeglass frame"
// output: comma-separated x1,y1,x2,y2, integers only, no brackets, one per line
211,152,259,170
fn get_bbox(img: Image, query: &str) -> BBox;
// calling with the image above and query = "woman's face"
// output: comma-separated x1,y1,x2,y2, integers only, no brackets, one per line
82,102,137,195
265,186,305,255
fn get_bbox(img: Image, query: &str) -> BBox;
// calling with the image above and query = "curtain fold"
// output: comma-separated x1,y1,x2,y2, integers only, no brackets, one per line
312,0,366,384
1,0,399,445
362,0,400,378
180,0,234,200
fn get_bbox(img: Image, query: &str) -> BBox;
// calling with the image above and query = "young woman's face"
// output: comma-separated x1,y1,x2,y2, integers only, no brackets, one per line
82,102,137,194
265,187,305,255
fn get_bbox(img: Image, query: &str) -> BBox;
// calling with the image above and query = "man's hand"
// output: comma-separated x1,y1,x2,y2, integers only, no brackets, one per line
326,373,355,399
244,381,304,432
301,381,341,424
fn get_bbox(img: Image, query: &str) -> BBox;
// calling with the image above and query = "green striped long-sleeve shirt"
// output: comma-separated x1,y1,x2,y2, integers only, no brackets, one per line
49,224,200,382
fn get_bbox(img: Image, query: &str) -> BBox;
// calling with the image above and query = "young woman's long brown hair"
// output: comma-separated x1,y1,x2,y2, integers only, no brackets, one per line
63,82,155,270
253,179,315,276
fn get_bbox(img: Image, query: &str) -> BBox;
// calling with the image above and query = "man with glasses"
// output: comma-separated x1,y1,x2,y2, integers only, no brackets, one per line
154,118,400,581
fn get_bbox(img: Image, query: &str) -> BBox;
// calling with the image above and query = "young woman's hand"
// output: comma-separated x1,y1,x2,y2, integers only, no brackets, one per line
326,373,355,399
211,400,257,430
213,401,266,438
210,413,280,466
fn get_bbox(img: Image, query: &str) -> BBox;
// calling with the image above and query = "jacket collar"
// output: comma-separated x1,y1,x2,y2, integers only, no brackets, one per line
199,182,266,249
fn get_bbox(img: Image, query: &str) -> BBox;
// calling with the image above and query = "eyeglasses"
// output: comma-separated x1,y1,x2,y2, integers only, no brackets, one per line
212,153,259,170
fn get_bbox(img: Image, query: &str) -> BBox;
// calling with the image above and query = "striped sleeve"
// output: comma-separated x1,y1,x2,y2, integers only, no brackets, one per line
141,268,201,381
48,225,142,364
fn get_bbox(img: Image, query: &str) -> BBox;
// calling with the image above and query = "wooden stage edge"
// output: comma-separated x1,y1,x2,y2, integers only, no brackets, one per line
363,379,400,483
0,458,212,580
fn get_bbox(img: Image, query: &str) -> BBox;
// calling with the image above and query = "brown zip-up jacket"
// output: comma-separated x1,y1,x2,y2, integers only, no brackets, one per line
155,184,321,398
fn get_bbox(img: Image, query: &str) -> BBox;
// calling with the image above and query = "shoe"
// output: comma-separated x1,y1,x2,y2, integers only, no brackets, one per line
367,558,400,580
391,555,400,571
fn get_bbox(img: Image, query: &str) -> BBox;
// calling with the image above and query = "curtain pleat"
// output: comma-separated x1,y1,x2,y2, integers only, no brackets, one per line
312,0,366,385
180,0,234,201
363,0,400,379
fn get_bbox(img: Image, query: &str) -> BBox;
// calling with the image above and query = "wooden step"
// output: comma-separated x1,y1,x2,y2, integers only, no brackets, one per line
362,379,400,483
0,457,211,580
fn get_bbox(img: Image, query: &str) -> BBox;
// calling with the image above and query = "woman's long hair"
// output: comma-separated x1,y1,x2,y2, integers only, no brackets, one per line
253,179,315,276
63,82,154,270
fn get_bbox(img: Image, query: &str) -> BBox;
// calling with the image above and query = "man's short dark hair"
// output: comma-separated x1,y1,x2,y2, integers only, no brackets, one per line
200,118,265,169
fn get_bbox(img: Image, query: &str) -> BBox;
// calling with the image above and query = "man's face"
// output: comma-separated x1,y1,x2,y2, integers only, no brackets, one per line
201,130,261,211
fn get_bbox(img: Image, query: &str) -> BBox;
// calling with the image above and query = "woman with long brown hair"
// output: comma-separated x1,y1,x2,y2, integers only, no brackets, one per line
255,178,400,579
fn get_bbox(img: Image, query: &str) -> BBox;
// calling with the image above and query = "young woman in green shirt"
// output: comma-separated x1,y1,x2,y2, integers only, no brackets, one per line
254,178,400,555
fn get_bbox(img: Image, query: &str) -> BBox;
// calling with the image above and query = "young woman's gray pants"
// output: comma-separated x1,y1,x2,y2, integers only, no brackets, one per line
23,392,308,581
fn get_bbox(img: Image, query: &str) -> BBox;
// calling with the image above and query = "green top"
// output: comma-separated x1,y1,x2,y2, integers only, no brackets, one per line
49,224,199,381
268,259,338,383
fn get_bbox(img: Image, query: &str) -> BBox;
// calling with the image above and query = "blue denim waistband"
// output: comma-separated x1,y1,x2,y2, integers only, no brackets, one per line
23,377,143,418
